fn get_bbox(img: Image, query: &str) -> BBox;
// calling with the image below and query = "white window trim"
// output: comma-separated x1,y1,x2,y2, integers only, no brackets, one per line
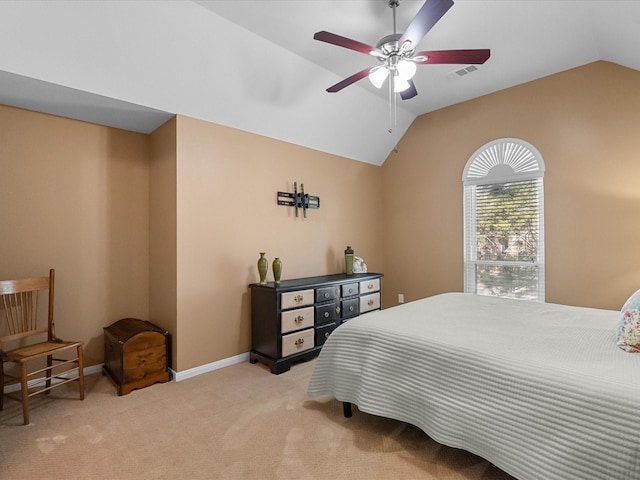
463,138,545,301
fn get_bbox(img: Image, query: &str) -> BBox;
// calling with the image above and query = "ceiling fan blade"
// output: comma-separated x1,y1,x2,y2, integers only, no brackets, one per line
313,31,378,55
400,80,418,100
398,0,454,50
414,49,491,64
326,68,372,93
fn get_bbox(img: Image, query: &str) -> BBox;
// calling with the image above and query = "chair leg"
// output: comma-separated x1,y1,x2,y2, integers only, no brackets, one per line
20,362,29,425
77,345,85,400
45,354,53,394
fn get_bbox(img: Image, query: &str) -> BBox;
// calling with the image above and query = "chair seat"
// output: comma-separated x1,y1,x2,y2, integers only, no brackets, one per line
5,340,82,363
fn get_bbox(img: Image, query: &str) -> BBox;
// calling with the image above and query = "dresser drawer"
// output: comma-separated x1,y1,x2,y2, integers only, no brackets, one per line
315,302,339,325
341,298,359,319
315,322,337,347
341,282,359,298
281,328,314,357
359,278,380,294
281,289,314,310
281,306,314,334
359,292,380,313
316,286,340,303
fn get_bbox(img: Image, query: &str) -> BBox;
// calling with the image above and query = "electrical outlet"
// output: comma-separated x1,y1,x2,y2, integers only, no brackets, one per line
398,293,404,304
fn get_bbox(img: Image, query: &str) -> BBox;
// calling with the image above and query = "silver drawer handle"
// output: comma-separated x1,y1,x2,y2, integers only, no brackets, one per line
295,338,305,347
324,292,329,298
325,332,330,339
294,294,304,304
368,299,374,306
294,315,304,324
348,288,353,294
367,284,374,290
349,306,354,312
324,312,329,318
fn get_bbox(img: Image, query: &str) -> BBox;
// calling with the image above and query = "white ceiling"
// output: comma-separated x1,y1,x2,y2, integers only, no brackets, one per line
1,0,639,166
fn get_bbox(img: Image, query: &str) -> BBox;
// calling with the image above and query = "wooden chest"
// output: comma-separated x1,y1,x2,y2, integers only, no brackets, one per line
103,318,170,396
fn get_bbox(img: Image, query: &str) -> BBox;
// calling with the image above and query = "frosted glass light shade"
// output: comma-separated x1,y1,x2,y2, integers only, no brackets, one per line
393,76,410,92
397,59,417,81
368,66,389,88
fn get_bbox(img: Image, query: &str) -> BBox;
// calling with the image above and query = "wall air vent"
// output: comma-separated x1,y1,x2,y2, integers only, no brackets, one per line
446,65,479,80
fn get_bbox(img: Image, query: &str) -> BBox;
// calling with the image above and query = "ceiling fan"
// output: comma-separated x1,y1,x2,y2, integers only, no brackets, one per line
313,0,490,100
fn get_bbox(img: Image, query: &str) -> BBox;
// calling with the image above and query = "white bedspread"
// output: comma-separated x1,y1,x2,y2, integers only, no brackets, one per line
306,293,640,480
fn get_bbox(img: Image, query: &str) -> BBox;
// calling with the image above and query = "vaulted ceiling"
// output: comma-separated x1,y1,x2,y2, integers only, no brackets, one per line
1,1,639,165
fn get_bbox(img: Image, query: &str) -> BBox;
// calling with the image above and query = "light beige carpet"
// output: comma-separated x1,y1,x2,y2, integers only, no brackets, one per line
0,359,515,480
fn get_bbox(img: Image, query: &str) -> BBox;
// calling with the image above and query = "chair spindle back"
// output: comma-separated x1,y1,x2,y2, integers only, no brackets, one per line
0,273,51,347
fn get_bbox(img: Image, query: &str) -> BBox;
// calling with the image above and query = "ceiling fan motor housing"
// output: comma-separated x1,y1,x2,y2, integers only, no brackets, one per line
376,33,402,53
375,33,417,69
376,34,415,55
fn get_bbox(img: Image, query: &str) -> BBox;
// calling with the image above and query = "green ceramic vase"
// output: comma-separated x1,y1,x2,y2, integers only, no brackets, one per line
257,252,268,285
273,257,282,284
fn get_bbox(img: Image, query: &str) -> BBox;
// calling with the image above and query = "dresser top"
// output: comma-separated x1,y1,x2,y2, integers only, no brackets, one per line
249,272,383,292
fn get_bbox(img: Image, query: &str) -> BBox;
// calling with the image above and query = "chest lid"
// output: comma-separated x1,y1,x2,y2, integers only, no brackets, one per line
104,318,168,344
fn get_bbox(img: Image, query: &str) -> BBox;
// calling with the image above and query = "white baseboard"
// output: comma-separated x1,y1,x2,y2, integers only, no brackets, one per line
171,352,250,382
81,364,104,376
3,353,250,393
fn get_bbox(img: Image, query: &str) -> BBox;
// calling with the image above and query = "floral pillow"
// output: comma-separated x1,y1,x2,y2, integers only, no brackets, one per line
616,289,640,352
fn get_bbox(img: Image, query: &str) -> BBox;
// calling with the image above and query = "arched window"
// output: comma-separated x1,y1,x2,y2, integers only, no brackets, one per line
463,138,545,301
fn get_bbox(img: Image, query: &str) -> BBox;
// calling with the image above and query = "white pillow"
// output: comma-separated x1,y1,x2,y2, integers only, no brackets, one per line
616,288,640,352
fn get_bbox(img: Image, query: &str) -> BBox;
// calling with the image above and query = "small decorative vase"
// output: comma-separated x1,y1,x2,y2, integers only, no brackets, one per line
257,252,268,285
345,246,354,276
273,257,282,284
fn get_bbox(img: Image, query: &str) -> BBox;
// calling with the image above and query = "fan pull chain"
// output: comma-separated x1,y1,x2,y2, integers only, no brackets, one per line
393,83,397,133
387,74,400,153
388,73,393,133
388,74,397,132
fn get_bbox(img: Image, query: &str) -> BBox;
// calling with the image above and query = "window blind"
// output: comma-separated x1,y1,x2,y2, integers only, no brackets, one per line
463,139,545,301
466,179,544,300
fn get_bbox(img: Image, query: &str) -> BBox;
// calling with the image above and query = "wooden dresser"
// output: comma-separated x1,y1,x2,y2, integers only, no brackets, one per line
249,272,383,374
103,318,170,395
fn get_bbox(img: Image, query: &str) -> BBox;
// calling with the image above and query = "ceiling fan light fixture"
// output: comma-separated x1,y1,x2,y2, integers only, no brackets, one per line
396,59,417,81
314,0,490,103
393,74,411,93
369,65,389,88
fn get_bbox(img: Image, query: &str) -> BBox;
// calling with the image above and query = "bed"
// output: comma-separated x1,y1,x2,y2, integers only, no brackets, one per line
306,293,640,480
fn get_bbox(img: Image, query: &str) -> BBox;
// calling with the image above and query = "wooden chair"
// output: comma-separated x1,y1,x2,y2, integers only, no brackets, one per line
0,269,84,425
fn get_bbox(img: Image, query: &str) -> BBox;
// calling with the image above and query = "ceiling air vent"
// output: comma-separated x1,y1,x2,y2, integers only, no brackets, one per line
446,65,479,80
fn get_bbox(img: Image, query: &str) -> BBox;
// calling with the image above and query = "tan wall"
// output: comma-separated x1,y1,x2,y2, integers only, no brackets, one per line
0,105,150,364
172,115,383,371
381,61,640,311
0,106,382,373
149,117,178,367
